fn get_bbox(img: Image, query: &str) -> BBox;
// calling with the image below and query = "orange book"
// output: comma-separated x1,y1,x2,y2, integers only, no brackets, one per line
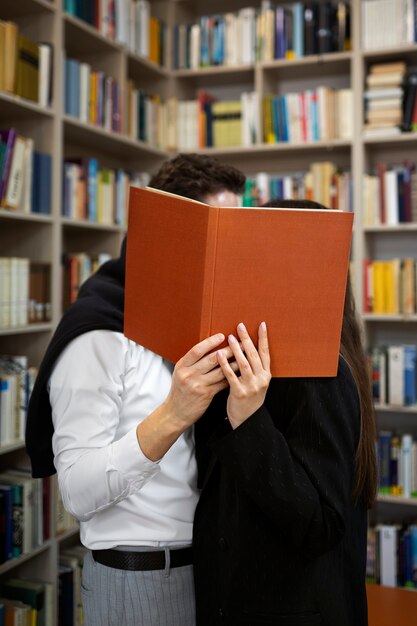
124,187,353,377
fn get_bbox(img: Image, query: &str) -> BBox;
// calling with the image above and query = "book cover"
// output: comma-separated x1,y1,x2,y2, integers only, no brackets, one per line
15,34,39,102
124,186,353,378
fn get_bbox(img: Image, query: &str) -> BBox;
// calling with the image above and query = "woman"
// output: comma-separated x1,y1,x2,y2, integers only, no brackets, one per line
192,199,377,626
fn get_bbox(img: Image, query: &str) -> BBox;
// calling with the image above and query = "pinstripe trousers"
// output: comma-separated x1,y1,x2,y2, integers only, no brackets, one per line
81,550,196,626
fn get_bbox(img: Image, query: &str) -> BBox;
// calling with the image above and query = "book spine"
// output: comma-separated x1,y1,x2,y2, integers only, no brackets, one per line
200,206,220,340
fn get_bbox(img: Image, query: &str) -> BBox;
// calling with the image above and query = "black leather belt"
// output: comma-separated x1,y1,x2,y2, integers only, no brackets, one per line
91,546,193,571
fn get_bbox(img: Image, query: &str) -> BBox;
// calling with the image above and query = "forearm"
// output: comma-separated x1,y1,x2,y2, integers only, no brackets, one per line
56,427,160,521
136,401,185,461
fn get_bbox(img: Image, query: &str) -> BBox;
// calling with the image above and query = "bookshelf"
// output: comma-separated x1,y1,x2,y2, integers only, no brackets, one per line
0,0,417,621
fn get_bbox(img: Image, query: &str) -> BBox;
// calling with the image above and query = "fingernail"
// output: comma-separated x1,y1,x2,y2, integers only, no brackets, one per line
216,333,225,341
261,321,266,331
217,349,225,359
238,323,246,332
228,334,237,344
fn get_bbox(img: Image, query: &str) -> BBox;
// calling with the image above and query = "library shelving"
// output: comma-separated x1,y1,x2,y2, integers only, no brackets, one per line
1,0,417,622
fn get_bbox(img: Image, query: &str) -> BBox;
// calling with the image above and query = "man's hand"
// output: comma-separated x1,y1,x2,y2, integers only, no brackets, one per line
137,333,236,461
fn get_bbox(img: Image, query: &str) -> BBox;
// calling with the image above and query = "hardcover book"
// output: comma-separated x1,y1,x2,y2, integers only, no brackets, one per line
124,186,353,377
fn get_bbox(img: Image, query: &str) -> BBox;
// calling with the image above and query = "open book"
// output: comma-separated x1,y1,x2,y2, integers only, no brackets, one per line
124,186,353,377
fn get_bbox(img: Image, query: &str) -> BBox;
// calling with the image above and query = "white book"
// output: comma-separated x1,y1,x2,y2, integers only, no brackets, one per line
79,63,91,124
384,170,399,226
4,135,26,210
19,137,34,214
239,7,256,65
135,0,150,58
256,172,270,205
0,258,11,329
411,442,417,496
0,374,15,444
387,345,404,405
9,257,19,328
401,433,413,497
128,0,136,52
17,258,29,327
225,13,239,65
38,43,51,107
338,89,353,140
190,24,201,69
115,0,129,46
378,524,398,587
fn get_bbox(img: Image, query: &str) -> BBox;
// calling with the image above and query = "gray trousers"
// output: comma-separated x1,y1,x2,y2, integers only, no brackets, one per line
81,550,196,626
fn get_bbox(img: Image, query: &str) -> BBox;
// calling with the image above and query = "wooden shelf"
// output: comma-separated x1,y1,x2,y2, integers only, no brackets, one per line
377,494,417,506
187,139,352,158
0,441,25,456
0,323,53,336
64,12,124,54
364,133,417,147
63,115,169,159
374,404,417,414
362,314,417,322
0,0,54,18
0,92,54,120
0,541,52,576
364,224,417,233
0,210,53,223
262,51,352,70
61,217,125,232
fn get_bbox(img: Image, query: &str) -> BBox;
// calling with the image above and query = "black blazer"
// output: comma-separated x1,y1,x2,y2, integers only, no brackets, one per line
193,357,368,626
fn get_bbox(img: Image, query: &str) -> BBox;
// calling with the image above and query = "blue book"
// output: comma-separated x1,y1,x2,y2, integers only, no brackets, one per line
378,431,392,493
410,525,417,581
293,3,304,58
272,96,279,142
275,7,285,59
0,486,13,563
87,158,98,222
38,153,52,214
66,59,80,118
200,16,210,66
404,345,417,406
280,96,289,142
311,93,319,141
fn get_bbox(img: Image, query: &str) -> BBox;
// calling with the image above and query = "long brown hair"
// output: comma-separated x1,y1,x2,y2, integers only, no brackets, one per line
262,198,377,508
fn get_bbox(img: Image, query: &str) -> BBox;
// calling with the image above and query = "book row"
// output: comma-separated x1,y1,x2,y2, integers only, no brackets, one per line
0,128,51,214
63,252,112,310
63,159,150,224
263,87,353,144
0,535,81,625
243,162,352,211
0,258,51,330
363,258,417,315
362,0,415,51
376,430,417,498
64,0,166,66
363,161,417,226
0,471,77,568
0,21,53,107
367,523,417,589
64,58,122,133
173,2,351,69
370,345,417,408
0,355,37,447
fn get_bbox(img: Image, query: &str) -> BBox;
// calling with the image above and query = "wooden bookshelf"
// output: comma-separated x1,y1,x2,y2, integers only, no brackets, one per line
0,0,416,621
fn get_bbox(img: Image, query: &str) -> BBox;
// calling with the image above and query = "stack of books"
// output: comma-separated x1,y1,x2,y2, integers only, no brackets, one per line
363,258,416,315
363,161,417,225
362,0,415,51
363,62,406,138
370,345,417,407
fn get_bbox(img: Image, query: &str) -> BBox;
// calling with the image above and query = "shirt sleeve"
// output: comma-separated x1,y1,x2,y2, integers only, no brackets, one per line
210,357,361,558
49,330,160,522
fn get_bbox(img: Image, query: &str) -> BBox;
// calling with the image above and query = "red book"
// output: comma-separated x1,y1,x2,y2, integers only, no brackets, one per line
124,187,353,377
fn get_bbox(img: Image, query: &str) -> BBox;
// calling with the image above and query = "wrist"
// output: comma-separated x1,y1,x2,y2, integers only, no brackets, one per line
136,402,186,461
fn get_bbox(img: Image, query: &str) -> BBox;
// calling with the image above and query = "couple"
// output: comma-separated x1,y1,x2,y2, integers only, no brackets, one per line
26,153,376,626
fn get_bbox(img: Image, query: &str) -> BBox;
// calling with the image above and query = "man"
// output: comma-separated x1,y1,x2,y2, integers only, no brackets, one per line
25,153,245,626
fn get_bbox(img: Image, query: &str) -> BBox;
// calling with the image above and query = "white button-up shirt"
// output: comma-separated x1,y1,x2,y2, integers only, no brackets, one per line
49,330,199,550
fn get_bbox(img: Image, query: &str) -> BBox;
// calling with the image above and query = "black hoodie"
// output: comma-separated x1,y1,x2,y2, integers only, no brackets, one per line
25,239,126,478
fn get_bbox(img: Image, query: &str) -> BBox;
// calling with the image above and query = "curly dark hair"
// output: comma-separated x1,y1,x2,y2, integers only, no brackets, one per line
148,153,245,201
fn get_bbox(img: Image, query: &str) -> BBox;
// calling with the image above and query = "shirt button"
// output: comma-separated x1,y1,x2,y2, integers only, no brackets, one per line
219,537,228,551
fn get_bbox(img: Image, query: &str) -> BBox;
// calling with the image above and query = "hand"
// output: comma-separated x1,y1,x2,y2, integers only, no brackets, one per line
217,322,271,429
164,333,237,431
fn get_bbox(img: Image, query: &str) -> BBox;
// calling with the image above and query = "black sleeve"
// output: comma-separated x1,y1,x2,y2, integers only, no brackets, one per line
210,358,361,557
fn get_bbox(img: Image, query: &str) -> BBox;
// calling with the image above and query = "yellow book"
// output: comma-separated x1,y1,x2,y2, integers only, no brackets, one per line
4,21,18,94
149,17,160,65
89,72,96,124
372,261,386,314
0,21,6,92
263,95,275,144
401,258,416,314
384,259,400,314
15,33,39,102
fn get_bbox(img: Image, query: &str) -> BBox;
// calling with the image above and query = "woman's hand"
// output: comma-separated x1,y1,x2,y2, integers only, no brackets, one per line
217,322,271,429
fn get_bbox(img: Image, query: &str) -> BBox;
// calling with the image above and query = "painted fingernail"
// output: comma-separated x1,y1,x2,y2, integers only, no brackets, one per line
238,323,246,332
228,334,237,344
